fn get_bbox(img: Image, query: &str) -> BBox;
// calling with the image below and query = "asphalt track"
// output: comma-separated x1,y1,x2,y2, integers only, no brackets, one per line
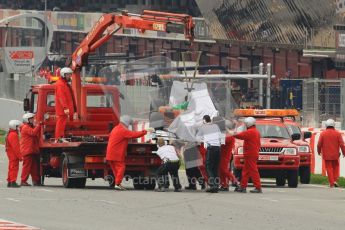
0,145,344,230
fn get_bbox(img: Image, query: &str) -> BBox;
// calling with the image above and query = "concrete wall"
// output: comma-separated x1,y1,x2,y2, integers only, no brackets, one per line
0,98,23,130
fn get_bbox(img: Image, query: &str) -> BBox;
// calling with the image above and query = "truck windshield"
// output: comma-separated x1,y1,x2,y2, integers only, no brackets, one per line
87,94,114,108
256,124,290,139
286,124,301,135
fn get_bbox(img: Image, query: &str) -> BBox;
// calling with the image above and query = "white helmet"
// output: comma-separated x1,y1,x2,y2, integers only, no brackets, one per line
244,117,256,128
225,120,234,129
9,120,22,130
325,119,335,128
22,113,35,123
60,67,73,78
120,115,133,127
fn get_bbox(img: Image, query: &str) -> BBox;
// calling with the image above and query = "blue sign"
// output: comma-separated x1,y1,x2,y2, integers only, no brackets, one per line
280,79,303,109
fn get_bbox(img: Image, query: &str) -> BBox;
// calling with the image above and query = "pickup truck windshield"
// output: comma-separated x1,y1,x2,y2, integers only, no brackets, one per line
286,124,301,135
256,124,290,139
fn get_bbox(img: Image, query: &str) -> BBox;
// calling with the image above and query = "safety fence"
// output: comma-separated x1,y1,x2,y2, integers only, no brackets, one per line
302,79,343,128
0,72,46,101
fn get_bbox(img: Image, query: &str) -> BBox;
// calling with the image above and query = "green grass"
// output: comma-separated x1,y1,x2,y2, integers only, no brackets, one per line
0,129,6,145
311,174,345,188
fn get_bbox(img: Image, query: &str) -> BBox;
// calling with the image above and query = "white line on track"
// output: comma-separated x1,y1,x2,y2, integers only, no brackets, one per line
36,188,54,193
5,198,20,202
283,198,301,201
260,197,279,202
94,199,118,205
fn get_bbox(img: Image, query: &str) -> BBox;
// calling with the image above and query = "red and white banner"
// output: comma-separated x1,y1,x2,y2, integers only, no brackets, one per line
1,47,45,74
0,12,53,74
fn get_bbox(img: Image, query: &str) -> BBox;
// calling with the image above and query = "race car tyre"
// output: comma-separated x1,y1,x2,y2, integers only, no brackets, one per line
287,169,298,188
144,177,156,190
133,177,145,190
299,166,311,184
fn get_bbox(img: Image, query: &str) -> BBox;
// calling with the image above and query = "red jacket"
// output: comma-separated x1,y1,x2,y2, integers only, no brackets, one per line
5,130,21,160
55,77,75,116
234,126,261,157
221,135,235,161
106,124,147,162
317,127,345,160
199,145,207,162
20,123,41,156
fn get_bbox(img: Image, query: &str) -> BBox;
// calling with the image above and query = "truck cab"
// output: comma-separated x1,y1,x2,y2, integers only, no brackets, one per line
232,109,302,188
24,83,161,189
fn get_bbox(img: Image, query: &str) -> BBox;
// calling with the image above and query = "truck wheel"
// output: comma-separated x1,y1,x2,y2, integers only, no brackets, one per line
234,168,242,182
61,157,86,188
62,157,73,188
74,178,86,188
133,177,145,190
276,174,286,187
287,170,298,188
144,177,156,190
299,166,311,184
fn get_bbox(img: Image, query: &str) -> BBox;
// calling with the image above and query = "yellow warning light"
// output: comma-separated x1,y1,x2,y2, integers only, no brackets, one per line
49,76,59,82
49,76,107,83
234,109,299,117
84,77,107,83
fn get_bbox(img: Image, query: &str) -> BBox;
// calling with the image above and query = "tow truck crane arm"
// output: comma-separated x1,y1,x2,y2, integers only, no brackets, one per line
68,10,195,119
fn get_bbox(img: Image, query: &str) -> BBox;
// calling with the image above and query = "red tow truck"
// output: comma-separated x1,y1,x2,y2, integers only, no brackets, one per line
22,10,195,188
232,109,307,188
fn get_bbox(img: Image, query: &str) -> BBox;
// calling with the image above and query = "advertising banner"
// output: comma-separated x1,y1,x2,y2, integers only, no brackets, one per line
1,47,45,73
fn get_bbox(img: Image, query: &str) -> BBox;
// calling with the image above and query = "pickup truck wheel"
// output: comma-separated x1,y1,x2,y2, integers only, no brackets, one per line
233,168,242,182
144,177,156,190
299,166,311,184
61,157,86,188
276,174,286,187
133,177,145,190
287,170,298,188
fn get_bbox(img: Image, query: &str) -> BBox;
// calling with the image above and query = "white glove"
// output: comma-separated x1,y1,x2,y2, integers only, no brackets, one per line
44,113,50,120
146,127,155,133
73,112,78,120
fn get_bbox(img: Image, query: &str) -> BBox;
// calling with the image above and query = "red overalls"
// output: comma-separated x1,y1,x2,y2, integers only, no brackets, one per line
106,124,147,185
234,126,261,189
20,123,41,184
317,127,345,186
219,135,238,188
55,77,75,138
5,129,21,183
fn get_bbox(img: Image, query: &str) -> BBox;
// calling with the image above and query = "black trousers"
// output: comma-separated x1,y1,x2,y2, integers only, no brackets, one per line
185,166,205,188
157,161,181,189
206,146,221,190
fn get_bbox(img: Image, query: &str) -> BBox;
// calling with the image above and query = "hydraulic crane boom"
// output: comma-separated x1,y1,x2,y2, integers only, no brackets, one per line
69,10,195,119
